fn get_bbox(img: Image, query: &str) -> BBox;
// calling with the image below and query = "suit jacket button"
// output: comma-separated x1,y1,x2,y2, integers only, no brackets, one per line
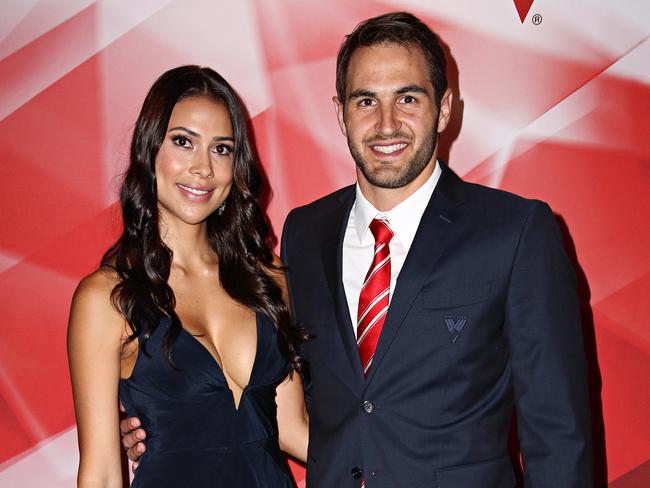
351,467,363,479
363,400,374,413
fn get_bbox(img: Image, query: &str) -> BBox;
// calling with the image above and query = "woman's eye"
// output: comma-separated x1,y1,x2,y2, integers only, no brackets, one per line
172,135,191,148
213,144,232,155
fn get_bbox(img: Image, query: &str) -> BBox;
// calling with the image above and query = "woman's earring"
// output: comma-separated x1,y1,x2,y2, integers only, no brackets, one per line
217,201,226,216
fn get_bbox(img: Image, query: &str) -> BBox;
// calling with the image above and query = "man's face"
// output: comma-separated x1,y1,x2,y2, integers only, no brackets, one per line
334,43,451,190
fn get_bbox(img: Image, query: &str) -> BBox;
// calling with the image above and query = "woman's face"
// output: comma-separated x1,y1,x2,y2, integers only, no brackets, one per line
155,96,234,227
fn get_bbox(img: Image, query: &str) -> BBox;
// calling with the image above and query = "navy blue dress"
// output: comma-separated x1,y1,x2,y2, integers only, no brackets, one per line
118,313,295,487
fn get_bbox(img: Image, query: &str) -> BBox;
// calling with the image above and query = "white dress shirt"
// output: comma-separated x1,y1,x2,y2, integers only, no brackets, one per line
342,162,442,334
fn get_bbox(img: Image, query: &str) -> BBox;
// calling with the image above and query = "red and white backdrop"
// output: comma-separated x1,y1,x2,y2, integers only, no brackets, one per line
1,0,648,486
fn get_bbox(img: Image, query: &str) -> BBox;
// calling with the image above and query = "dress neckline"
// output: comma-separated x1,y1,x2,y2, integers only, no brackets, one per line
179,312,261,412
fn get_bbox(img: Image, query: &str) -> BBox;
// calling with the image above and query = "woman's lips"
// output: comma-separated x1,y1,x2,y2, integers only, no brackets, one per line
176,183,215,202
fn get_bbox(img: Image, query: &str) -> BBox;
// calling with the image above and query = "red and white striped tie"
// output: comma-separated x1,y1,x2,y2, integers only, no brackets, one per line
357,218,394,376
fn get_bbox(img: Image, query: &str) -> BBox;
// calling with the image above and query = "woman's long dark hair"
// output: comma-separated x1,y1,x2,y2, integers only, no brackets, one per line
102,65,304,372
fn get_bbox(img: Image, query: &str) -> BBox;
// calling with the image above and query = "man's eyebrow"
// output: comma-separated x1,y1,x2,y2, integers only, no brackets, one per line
395,85,429,96
348,86,430,99
348,89,376,99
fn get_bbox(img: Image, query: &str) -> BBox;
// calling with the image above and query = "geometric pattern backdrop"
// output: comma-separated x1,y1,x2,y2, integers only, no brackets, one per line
0,1,648,486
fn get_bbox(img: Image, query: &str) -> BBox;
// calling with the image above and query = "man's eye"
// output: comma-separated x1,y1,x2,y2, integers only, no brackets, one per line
359,98,375,107
402,95,416,104
172,135,191,148
213,144,232,155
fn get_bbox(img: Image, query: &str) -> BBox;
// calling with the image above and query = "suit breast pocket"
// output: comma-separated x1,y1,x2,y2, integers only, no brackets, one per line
421,282,492,309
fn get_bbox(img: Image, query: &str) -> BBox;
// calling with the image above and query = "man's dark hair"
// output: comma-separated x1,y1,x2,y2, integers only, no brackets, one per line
335,11,448,108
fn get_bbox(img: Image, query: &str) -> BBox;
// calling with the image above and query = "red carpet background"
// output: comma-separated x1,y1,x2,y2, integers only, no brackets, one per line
0,1,648,486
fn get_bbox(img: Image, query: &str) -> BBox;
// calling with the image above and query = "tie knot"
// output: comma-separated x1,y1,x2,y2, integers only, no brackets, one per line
369,218,393,244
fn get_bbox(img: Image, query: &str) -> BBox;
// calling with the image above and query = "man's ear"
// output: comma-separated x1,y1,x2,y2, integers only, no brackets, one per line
333,96,347,137
436,88,453,134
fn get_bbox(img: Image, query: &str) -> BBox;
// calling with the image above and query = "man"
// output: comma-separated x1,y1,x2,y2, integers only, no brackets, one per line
122,11,593,487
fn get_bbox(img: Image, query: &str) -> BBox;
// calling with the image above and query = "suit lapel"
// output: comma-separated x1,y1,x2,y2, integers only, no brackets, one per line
319,186,366,388
366,164,468,386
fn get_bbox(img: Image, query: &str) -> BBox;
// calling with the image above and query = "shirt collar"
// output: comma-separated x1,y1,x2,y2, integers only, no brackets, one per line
354,161,442,247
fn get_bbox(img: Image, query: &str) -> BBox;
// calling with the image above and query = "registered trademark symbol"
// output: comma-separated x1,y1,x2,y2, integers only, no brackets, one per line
531,13,542,25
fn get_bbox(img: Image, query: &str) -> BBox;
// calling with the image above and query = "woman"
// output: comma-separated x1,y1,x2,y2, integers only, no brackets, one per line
68,66,308,487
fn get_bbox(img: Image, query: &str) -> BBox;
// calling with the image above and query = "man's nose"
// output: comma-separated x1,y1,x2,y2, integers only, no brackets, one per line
376,104,401,136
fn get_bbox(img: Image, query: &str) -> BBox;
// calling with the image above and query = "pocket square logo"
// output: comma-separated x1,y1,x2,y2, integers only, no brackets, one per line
444,315,467,344
513,0,535,23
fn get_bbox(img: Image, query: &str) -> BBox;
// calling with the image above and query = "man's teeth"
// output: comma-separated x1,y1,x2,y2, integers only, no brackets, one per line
372,143,407,154
179,184,209,195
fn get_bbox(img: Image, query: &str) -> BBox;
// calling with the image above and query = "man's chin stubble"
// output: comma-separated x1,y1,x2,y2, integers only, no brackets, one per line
352,145,435,190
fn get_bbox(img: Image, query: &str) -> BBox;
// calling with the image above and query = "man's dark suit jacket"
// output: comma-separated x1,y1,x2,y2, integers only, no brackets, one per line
281,163,593,487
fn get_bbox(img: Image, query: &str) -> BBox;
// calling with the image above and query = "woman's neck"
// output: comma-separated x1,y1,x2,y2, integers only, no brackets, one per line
159,216,217,273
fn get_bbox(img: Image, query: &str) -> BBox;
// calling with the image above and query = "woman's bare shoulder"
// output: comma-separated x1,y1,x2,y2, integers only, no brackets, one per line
70,267,122,322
